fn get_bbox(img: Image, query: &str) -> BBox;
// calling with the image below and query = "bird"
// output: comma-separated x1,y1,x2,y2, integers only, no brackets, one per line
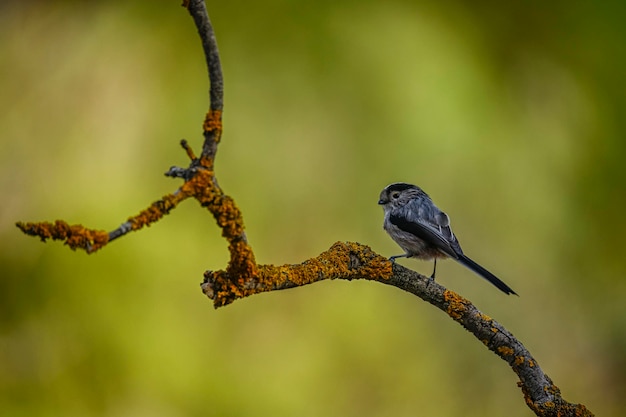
378,182,517,295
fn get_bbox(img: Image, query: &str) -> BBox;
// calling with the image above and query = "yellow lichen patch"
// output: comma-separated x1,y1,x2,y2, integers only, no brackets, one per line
182,170,247,242
314,242,394,282
497,346,515,356
525,383,596,416
174,164,262,306
491,327,498,333
16,220,109,252
546,384,561,396
197,153,215,170
345,241,393,280
443,290,469,321
227,240,258,279
369,256,394,280
203,109,223,140
181,168,217,200
515,356,525,366
128,192,189,231
528,359,535,368
476,312,492,322
207,270,246,307
520,383,539,413
255,264,287,288
262,263,319,288
254,247,347,291
208,242,394,307
214,196,245,239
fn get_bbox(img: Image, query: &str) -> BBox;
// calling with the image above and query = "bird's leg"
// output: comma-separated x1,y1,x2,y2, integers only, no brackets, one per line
430,258,437,281
389,253,409,263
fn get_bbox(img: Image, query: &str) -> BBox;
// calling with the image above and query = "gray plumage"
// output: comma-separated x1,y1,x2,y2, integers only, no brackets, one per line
378,182,517,295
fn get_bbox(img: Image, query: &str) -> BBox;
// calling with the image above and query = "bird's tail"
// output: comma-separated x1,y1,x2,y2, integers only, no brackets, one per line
456,254,518,296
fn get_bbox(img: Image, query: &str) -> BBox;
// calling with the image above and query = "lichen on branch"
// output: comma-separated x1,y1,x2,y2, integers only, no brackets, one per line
16,220,109,252
202,242,393,307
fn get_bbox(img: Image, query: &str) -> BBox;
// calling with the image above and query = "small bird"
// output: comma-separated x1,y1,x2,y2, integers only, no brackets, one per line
378,182,517,295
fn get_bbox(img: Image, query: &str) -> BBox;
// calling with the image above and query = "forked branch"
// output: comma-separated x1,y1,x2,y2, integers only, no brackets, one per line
15,1,592,416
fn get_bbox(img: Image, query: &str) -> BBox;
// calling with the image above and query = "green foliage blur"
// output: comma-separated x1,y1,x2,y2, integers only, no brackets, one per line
1,1,625,416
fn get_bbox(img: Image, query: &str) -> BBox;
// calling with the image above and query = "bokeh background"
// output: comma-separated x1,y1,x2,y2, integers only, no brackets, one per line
1,1,625,416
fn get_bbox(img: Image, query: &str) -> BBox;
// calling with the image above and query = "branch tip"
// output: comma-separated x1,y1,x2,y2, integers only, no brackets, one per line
165,166,188,179
201,271,215,299
16,220,109,253
180,139,197,161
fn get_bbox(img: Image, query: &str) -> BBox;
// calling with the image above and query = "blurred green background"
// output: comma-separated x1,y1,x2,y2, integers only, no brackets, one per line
1,0,625,416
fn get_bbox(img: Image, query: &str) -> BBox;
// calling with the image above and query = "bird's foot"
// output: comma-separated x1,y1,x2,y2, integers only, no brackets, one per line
389,254,408,263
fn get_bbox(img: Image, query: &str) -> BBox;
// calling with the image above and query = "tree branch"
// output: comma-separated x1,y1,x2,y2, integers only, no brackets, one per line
15,2,593,416
202,241,591,416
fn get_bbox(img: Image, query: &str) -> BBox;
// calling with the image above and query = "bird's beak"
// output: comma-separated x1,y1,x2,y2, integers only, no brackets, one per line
378,199,386,205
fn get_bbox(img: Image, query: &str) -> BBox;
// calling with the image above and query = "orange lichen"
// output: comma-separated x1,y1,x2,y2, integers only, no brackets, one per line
227,239,257,278
203,109,222,141
181,168,216,197
521,382,589,417
203,242,393,308
213,196,245,238
497,346,515,356
128,192,190,231
515,356,525,366
443,290,470,321
17,190,190,254
173,162,260,306
536,396,594,416
16,220,109,253
180,168,248,248
477,312,492,321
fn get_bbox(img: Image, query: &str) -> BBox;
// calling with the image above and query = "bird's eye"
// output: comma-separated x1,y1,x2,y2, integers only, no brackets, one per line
391,191,400,199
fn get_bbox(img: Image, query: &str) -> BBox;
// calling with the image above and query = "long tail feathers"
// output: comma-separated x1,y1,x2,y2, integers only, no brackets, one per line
456,255,518,296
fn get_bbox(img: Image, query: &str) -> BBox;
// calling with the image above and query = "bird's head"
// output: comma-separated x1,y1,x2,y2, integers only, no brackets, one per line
378,182,427,210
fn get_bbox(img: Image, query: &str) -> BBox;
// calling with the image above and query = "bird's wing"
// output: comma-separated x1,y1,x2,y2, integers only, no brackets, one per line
390,198,517,295
389,212,461,259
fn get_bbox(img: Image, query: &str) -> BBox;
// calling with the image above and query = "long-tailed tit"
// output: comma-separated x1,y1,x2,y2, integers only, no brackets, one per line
378,182,517,295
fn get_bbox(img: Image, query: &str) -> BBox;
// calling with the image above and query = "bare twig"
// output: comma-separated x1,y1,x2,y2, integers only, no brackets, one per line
15,2,593,416
186,0,223,161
